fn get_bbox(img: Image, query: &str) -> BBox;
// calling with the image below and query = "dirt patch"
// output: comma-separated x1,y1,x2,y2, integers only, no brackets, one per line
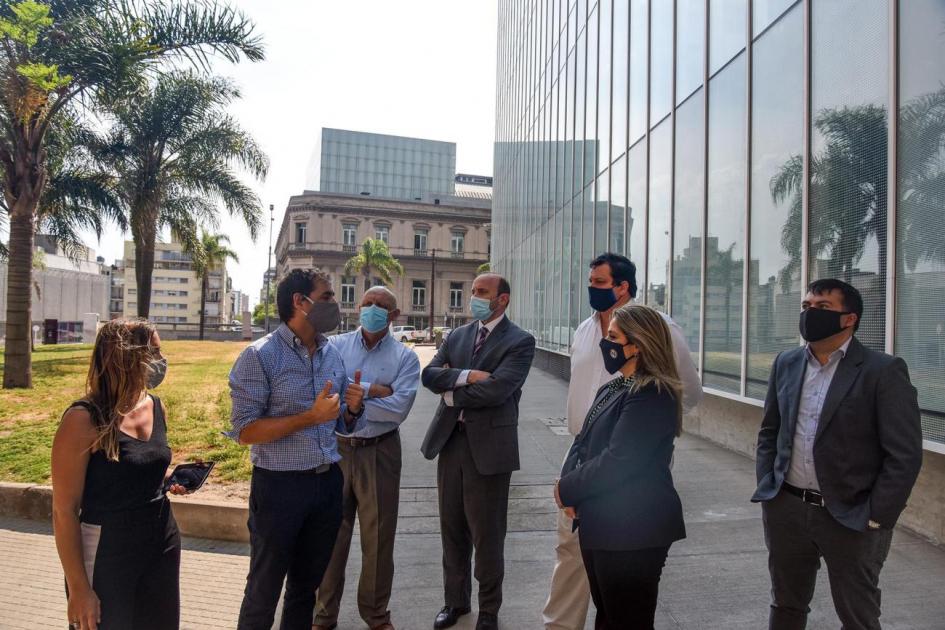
179,479,249,504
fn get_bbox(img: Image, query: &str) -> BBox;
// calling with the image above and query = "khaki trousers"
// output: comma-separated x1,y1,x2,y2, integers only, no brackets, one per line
314,432,402,628
541,507,591,629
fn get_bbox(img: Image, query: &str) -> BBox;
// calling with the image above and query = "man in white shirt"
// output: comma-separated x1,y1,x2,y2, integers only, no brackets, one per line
542,252,703,630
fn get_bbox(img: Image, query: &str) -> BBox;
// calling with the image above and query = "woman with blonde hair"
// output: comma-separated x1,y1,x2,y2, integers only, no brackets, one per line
51,319,186,630
554,303,687,629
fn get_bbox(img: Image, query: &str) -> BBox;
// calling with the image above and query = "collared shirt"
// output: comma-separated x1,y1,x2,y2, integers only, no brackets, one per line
443,313,507,408
786,337,853,491
226,323,351,471
566,306,703,435
329,328,420,438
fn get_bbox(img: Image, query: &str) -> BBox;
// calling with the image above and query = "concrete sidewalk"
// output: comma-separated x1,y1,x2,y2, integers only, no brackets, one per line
3,360,945,629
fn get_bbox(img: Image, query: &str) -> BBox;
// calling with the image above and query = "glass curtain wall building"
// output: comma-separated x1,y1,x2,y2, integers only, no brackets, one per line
493,0,945,451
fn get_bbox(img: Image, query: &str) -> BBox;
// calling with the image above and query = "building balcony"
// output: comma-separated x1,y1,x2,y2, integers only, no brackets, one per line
448,305,463,312
342,244,357,254
450,251,464,259
281,242,488,263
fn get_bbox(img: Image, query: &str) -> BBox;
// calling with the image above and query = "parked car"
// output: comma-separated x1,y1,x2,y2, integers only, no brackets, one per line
391,325,425,342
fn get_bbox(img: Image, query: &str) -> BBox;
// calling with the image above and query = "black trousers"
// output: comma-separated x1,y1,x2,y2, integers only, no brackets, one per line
437,426,512,615
71,498,181,630
580,545,670,630
762,490,894,630
237,464,343,630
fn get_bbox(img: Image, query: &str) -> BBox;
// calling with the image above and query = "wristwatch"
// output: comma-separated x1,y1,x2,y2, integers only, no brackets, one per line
867,519,882,530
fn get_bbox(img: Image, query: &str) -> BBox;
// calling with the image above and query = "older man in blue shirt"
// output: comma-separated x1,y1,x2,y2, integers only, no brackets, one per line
314,286,421,630
228,269,365,630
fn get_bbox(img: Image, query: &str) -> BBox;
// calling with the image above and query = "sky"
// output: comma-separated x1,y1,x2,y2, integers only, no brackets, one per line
81,0,499,306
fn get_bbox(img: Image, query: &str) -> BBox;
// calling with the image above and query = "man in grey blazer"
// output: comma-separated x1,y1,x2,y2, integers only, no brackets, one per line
421,273,536,630
752,278,923,630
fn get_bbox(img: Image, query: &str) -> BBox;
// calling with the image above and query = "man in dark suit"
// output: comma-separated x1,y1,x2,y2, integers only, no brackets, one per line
752,278,923,630
421,273,536,630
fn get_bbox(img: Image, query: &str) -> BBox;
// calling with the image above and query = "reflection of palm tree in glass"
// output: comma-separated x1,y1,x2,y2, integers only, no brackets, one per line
713,242,740,349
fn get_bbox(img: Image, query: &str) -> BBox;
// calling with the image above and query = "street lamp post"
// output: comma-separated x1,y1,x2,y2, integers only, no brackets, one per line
265,203,274,334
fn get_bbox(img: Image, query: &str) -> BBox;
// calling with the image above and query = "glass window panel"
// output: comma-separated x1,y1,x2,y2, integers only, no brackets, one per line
647,120,672,311
649,0,673,123
676,0,706,105
705,52,747,393
610,153,627,253
597,0,612,174
809,0,888,352
627,138,647,293
709,0,747,76
565,47,576,200
629,0,648,142
612,0,628,162
596,169,610,253
584,8,598,186
672,88,705,362
897,0,945,444
575,28,587,193
747,4,803,399
572,189,588,327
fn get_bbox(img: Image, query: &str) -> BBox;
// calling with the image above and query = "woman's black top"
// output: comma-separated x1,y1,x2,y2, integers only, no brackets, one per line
73,395,171,524
558,379,686,551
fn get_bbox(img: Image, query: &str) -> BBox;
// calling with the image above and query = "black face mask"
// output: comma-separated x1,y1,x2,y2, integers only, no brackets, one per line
588,286,619,312
599,338,636,374
799,307,851,343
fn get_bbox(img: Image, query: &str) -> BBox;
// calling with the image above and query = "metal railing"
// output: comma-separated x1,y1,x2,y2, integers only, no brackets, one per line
283,241,488,261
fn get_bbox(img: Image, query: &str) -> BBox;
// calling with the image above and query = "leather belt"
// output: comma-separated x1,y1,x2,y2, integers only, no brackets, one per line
782,482,825,507
336,429,398,448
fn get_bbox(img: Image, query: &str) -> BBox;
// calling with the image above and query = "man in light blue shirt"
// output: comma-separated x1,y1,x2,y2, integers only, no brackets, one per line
314,286,421,630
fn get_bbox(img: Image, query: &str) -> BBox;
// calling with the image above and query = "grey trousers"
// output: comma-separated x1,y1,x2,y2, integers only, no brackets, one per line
762,490,894,630
314,432,402,628
437,426,512,615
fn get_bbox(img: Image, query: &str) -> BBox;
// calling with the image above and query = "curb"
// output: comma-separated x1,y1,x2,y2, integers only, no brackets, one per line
0,482,249,543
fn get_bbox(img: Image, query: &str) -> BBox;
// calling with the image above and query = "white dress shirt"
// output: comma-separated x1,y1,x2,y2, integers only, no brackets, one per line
443,314,507,408
566,306,703,435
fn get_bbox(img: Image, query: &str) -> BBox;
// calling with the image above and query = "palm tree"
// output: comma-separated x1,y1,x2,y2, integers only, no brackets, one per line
0,0,264,388
100,72,268,319
186,232,238,341
344,238,405,294
476,262,491,274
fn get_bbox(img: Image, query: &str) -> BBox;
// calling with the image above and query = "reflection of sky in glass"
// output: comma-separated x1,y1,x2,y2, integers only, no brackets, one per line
612,0,629,160
628,139,648,289
629,0,648,142
597,0,611,172
649,0,673,124
676,0,705,104
647,120,672,311
708,53,747,250
752,0,797,37
750,5,803,281
710,0,747,75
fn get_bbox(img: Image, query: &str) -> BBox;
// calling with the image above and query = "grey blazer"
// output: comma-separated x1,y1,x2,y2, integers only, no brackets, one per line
751,336,923,531
420,316,536,475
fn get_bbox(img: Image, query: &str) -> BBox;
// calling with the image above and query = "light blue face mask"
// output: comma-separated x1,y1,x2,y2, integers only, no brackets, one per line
470,296,495,322
360,304,390,333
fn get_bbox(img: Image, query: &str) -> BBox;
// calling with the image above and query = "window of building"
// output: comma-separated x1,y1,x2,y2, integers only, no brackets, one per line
374,224,390,244
295,222,307,244
450,231,464,254
414,229,428,254
412,280,426,308
341,276,356,307
449,282,463,310
343,223,358,247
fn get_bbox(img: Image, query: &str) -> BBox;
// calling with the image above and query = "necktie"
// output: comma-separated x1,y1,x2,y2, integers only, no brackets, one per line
473,325,489,357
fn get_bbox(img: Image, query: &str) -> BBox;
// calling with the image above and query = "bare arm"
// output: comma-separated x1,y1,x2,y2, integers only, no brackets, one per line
51,407,101,629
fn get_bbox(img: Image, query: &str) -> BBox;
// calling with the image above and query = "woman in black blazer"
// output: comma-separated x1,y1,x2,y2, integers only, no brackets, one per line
554,303,686,630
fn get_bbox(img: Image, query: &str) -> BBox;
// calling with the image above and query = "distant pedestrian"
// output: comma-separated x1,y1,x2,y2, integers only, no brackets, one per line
227,269,365,630
752,279,923,630
51,319,187,630
314,286,421,630
555,303,686,630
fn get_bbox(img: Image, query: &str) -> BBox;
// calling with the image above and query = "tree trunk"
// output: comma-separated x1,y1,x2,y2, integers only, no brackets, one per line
3,205,37,388
199,274,207,341
133,214,157,319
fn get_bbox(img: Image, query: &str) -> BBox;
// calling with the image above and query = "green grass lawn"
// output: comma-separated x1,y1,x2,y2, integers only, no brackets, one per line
0,341,252,484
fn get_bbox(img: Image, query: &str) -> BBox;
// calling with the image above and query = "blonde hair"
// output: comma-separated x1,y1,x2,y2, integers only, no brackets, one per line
611,304,683,436
82,319,158,461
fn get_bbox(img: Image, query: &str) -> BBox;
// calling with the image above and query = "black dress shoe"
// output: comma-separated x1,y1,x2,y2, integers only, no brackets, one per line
475,612,498,630
433,605,471,629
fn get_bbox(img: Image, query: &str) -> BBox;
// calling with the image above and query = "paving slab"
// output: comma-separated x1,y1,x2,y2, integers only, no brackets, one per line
2,357,944,629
